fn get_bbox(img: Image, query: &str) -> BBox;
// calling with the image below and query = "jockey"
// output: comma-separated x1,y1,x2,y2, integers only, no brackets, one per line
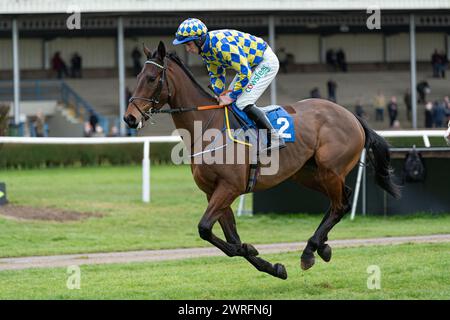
173,18,285,151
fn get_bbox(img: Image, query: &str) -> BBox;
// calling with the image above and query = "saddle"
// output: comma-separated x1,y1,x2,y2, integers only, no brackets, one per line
223,103,296,193
224,103,296,148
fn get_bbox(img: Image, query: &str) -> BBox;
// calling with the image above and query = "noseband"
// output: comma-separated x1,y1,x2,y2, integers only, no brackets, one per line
128,58,171,122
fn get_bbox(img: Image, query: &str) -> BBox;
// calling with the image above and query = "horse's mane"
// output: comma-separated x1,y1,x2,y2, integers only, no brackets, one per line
166,51,214,99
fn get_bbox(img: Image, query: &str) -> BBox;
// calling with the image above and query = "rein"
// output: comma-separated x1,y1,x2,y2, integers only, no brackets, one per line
151,104,224,114
128,55,223,123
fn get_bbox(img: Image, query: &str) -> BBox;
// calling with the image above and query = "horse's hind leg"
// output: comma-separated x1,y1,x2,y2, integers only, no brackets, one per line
218,207,288,280
300,171,348,270
292,163,349,270
316,184,352,262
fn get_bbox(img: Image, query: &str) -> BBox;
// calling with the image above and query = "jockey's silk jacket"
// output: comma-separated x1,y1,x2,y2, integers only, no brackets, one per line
200,29,268,100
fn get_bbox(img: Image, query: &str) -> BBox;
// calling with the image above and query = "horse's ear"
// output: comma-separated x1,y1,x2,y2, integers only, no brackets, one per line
142,43,152,59
157,41,166,59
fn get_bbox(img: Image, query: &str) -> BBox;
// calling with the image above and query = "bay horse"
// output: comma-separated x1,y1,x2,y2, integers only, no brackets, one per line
124,42,401,280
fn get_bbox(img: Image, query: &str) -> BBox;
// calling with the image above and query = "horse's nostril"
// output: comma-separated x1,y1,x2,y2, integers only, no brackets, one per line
124,114,137,128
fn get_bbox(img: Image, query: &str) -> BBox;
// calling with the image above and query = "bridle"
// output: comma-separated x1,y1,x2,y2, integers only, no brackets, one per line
128,58,171,122
127,54,223,131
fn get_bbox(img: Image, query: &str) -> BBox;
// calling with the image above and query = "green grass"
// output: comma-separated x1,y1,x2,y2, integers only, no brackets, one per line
0,165,449,258
0,242,449,299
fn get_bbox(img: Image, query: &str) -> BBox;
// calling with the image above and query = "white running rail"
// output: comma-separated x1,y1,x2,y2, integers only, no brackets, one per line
0,130,448,207
349,129,449,220
0,136,182,203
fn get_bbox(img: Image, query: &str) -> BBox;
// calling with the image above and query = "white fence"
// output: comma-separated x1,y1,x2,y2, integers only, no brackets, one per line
0,136,182,203
350,129,449,220
0,130,448,210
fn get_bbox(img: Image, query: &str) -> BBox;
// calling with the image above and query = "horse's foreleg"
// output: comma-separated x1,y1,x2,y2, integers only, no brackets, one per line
218,207,258,257
219,208,287,280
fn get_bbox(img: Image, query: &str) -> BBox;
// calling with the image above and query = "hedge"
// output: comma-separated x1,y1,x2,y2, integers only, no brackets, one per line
0,143,177,169
0,105,8,136
0,136,446,169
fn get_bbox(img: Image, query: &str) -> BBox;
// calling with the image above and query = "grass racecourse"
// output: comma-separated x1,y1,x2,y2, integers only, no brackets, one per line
0,165,449,299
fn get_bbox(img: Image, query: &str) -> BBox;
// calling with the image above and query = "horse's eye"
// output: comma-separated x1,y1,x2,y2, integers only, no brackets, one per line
147,75,156,83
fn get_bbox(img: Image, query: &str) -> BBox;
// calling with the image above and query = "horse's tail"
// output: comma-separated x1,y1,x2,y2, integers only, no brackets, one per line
355,115,401,199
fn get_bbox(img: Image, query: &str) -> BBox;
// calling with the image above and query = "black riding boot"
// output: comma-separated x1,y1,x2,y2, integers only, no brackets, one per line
243,104,286,152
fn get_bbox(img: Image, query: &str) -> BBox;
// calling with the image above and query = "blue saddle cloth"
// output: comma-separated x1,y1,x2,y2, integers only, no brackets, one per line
227,104,295,143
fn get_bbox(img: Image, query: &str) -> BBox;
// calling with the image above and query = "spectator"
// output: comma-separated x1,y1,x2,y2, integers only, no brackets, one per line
51,52,68,79
326,49,337,71
444,96,450,123
33,110,47,137
108,125,119,137
336,48,347,72
286,52,295,68
310,87,321,99
132,47,142,76
70,52,82,78
327,79,337,102
277,47,289,73
83,121,93,137
387,96,398,128
403,89,412,121
425,101,433,128
439,50,449,78
392,120,401,130
89,111,99,132
126,87,132,105
417,81,430,104
432,100,446,128
374,90,385,122
354,100,366,118
431,49,441,78
92,124,105,137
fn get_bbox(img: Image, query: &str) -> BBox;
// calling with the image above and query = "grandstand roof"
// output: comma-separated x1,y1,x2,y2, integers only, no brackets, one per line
1,0,450,14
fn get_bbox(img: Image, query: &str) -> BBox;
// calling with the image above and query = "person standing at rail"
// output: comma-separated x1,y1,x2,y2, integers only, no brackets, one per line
172,18,285,152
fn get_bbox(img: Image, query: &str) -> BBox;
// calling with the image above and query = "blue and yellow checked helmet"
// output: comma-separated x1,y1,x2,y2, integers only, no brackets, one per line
173,18,208,45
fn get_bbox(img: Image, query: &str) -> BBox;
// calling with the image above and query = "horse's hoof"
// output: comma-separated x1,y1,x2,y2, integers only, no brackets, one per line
300,255,315,271
317,244,332,262
242,243,259,256
274,263,288,280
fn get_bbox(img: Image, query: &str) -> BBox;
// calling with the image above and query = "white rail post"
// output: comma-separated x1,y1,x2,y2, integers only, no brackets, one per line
237,194,246,217
12,18,21,128
268,15,277,105
117,16,126,136
422,134,431,148
409,14,417,129
350,149,366,221
142,141,150,203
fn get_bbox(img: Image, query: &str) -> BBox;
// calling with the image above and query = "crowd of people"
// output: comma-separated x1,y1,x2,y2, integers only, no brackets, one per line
276,48,295,74
424,97,450,128
50,47,449,134
353,88,450,129
82,111,120,137
308,79,338,103
51,52,83,79
326,48,347,72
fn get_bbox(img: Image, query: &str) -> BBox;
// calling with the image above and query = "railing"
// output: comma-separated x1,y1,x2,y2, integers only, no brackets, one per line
0,130,448,208
0,136,182,203
0,79,116,135
350,129,450,220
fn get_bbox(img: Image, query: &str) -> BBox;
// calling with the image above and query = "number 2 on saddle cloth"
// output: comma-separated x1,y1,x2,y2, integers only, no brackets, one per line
224,103,296,148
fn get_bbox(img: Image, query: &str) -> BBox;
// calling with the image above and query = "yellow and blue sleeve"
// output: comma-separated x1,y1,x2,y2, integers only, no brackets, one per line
220,43,252,100
206,62,226,96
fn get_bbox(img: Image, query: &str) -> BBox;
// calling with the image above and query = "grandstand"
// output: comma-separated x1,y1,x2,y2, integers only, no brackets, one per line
1,1,450,136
